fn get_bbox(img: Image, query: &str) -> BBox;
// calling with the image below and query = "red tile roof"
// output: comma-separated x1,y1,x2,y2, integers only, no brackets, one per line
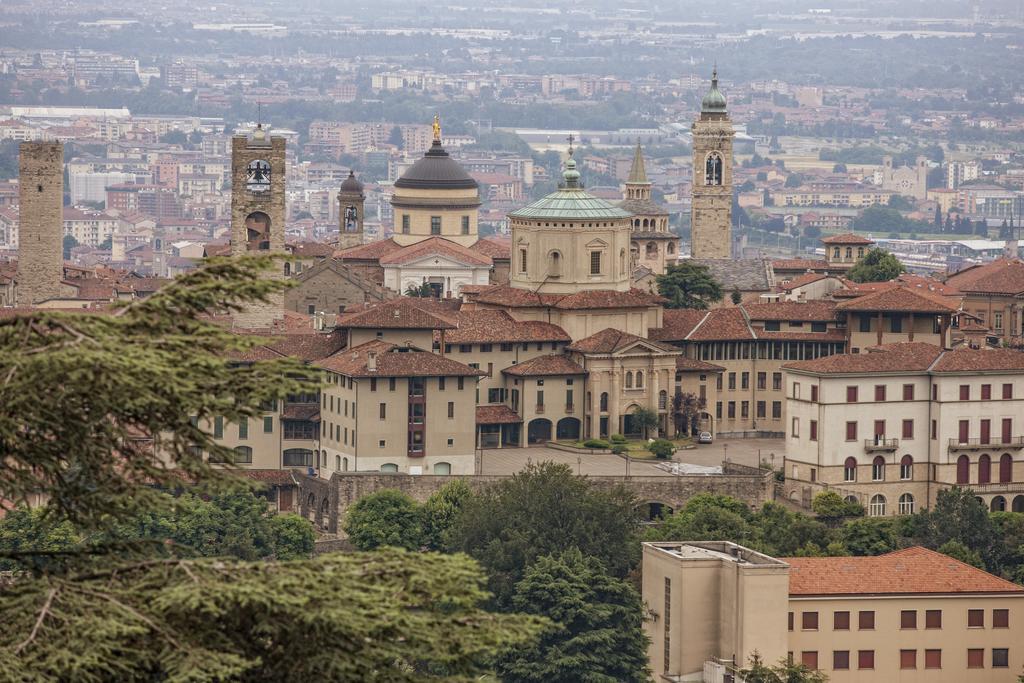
675,356,724,372
470,284,664,310
476,405,523,424
469,236,511,259
784,547,1024,596
287,241,335,258
337,298,457,330
945,258,1024,295
568,328,678,354
334,237,404,260
784,342,943,375
440,309,570,344
834,285,958,314
687,307,755,341
771,258,831,272
931,347,1024,373
315,339,482,378
742,300,838,322
779,272,828,291
281,404,320,421
821,232,874,245
648,309,708,342
378,236,493,267
234,470,297,485
502,354,587,376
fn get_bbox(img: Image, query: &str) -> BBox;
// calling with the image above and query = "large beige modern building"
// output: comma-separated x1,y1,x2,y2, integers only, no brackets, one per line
643,542,1024,683
785,343,1024,513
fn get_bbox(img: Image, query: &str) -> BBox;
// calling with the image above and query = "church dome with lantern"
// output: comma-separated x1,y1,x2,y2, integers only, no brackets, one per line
390,115,481,247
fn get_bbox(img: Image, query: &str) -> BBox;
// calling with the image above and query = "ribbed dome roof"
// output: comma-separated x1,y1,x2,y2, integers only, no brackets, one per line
701,68,728,114
340,170,363,193
394,141,477,190
509,154,631,221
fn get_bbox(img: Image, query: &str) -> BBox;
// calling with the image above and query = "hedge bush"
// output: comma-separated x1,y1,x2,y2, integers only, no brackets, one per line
647,439,675,459
582,439,611,449
609,434,627,444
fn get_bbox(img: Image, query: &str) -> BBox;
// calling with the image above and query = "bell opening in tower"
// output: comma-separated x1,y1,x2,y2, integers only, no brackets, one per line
245,211,272,251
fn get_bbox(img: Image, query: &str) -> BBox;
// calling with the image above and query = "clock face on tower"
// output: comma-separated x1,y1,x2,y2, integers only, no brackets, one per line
246,160,271,194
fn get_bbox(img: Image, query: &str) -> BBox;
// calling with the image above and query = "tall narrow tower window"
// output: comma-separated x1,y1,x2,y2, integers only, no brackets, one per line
705,153,723,186
519,248,528,273
590,250,602,275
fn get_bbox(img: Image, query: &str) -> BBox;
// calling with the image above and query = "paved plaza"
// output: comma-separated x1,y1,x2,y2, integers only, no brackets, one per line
479,437,785,477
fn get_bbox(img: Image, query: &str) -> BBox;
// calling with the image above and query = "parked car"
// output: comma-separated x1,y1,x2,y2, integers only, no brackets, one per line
697,431,713,444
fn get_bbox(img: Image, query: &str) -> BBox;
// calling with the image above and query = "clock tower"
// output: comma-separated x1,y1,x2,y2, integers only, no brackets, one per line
230,124,286,328
691,68,734,260
337,170,365,250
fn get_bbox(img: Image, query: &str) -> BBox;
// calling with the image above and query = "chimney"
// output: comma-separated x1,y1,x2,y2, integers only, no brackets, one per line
367,351,377,372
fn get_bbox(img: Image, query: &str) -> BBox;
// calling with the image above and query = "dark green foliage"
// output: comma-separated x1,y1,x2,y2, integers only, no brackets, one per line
918,487,999,569
840,517,899,556
609,433,627,444
582,438,610,449
730,287,743,304
448,462,642,607
496,549,650,683
343,489,424,551
739,652,828,683
656,262,724,310
630,407,660,439
937,540,984,568
404,282,434,297
62,234,78,259
0,549,543,682
846,247,906,283
647,439,675,459
811,490,864,525
421,480,473,552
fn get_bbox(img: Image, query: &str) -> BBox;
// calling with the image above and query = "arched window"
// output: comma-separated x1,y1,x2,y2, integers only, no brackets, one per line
705,152,723,186
956,454,970,484
833,247,840,258
991,496,1007,512
999,453,1012,483
635,371,644,388
857,247,865,258
548,250,561,277
342,457,349,472
233,446,253,464
380,463,399,473
898,493,915,515
659,390,668,410
845,247,853,259
869,494,887,517
979,454,992,484
844,457,857,482
900,454,913,480
625,372,633,389
283,448,313,467
1013,495,1024,513
283,261,291,276
335,455,341,471
634,219,640,228
667,242,675,254
433,462,452,475
600,392,609,412
872,455,885,481
642,218,650,228
844,495,859,505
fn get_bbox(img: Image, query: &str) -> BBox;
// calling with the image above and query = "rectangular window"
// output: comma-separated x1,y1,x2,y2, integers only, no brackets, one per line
716,402,722,419
788,612,794,631
960,384,970,400
800,652,818,670
448,401,454,419
968,609,984,628
858,611,874,630
741,401,749,419
461,215,470,235
967,649,984,669
519,248,527,273
791,418,799,438
845,421,857,441
764,320,780,331
857,650,874,670
900,650,917,670
390,378,396,391
756,401,766,419
809,420,817,441
773,373,782,390
875,385,886,401
728,372,736,390
901,610,917,629
890,314,902,333
802,612,818,630
832,651,849,670
1003,383,1013,399
590,250,601,275
903,384,914,400
741,372,749,390
438,377,445,391
925,649,941,669
238,418,248,439
212,417,223,439
902,419,914,439
792,381,800,398
757,372,767,390
663,578,671,673
982,383,992,400
993,648,1009,668
401,214,410,233
430,216,442,235
727,402,736,419
833,611,850,630
810,385,818,402
537,390,544,407
811,321,826,332
847,386,858,402
263,416,273,433
717,374,723,391
994,609,1009,628
925,610,941,629
859,314,871,332
772,401,782,419
932,419,937,439
379,403,386,419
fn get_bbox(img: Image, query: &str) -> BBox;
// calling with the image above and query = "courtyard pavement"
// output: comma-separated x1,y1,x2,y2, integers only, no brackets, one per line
479,437,785,477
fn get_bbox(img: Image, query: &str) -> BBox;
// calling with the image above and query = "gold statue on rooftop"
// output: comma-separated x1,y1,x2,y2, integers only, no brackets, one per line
432,113,441,143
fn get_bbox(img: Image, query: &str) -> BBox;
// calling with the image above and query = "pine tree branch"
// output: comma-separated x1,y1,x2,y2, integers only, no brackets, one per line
15,586,58,654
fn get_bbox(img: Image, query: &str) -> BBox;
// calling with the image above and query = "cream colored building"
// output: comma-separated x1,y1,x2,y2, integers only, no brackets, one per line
314,339,481,475
820,232,874,270
644,542,1024,683
785,343,1024,513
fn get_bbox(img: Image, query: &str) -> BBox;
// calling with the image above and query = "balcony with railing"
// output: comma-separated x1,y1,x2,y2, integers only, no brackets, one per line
864,438,899,452
948,437,1024,450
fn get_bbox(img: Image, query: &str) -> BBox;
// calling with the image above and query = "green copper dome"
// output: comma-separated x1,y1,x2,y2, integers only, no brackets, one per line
508,151,630,221
701,68,728,114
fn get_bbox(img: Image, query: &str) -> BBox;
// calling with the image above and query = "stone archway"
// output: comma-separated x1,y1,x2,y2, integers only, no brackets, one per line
638,501,674,521
528,418,552,444
556,417,581,441
244,211,271,251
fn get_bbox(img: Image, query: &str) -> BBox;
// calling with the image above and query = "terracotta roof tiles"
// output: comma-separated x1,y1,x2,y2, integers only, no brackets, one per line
337,298,457,330
648,309,708,342
334,237,404,261
476,405,523,424
772,258,831,272
931,347,1024,373
502,354,587,376
742,300,838,322
469,236,511,259
784,342,943,375
785,547,1024,596
945,258,1024,295
568,327,678,354
820,232,875,245
471,284,664,310
315,339,483,378
378,236,493,267
687,307,755,341
675,357,724,372
834,285,958,314
440,309,570,344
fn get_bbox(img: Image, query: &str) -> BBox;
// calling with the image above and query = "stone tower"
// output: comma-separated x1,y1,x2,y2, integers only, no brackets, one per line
625,142,650,201
337,170,365,250
17,142,64,306
691,68,734,260
230,125,286,328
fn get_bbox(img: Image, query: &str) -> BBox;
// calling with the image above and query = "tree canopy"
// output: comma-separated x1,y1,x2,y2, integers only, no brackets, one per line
343,488,425,551
656,262,724,310
846,247,906,283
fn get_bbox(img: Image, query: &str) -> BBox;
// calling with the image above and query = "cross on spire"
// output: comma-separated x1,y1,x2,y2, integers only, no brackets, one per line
567,132,575,156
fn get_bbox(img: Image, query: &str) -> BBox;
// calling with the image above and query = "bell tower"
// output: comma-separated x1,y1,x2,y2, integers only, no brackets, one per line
691,68,734,260
230,124,286,328
337,170,365,250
